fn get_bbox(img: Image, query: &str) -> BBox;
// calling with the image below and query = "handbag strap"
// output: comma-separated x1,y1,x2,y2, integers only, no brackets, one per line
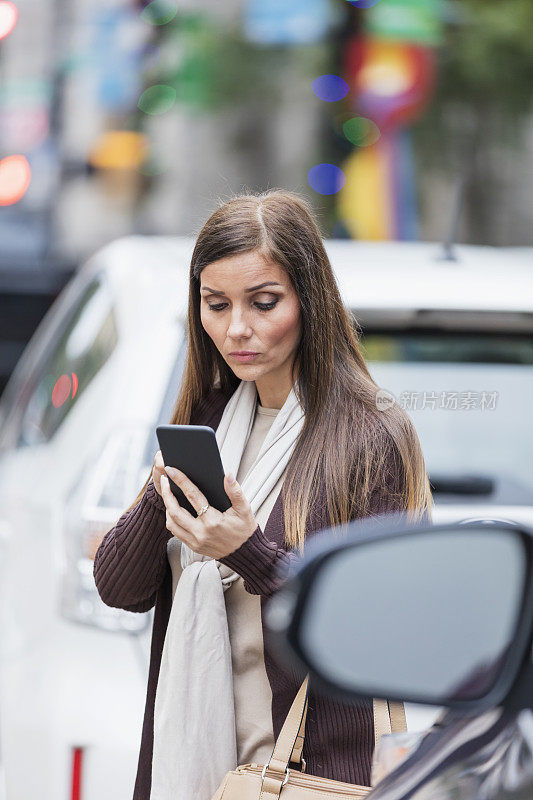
388,699,407,733
373,698,407,745
262,674,407,789
264,675,310,778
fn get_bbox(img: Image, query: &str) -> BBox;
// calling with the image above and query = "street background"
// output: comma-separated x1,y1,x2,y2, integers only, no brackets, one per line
1,0,533,395
1,3,533,799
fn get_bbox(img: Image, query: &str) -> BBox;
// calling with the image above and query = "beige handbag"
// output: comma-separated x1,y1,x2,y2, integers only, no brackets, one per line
211,674,406,799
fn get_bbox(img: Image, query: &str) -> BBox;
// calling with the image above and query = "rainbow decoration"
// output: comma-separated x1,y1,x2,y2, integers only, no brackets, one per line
337,25,437,240
338,129,417,240
345,38,435,131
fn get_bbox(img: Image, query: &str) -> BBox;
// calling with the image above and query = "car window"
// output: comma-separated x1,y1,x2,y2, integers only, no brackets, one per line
361,331,533,365
360,329,533,502
18,276,118,446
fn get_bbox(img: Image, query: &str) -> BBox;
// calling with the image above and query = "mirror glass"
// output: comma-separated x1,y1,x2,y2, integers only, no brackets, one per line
299,528,526,702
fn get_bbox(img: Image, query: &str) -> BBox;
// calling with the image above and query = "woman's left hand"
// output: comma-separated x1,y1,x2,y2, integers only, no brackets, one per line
160,468,257,558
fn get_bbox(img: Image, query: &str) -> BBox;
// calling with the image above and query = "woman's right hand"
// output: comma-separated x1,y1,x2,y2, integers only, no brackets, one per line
152,449,167,498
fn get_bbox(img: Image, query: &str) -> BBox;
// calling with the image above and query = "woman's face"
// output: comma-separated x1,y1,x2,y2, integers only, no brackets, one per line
200,249,302,405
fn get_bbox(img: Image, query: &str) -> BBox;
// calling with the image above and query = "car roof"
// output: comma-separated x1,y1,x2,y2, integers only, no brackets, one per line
86,235,533,320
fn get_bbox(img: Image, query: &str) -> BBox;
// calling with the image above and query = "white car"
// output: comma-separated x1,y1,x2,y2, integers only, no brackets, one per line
0,236,531,799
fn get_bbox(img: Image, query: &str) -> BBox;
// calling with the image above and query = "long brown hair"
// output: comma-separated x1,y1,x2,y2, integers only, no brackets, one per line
127,189,433,552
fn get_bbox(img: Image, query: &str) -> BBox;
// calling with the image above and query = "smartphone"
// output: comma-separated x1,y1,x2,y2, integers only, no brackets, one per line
156,424,232,516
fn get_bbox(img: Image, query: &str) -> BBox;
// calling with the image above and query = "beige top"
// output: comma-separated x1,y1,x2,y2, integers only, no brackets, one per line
166,402,283,766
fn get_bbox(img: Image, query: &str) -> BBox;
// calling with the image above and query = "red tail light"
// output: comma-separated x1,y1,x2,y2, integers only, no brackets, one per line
71,746,83,800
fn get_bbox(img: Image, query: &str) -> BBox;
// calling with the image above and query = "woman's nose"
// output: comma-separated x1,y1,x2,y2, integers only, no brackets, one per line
227,313,252,338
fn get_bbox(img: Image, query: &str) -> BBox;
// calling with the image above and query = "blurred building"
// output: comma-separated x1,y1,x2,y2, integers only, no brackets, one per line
1,0,330,265
0,0,532,393
2,0,533,263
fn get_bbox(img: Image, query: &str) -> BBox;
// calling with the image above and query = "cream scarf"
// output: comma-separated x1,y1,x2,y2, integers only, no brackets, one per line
150,379,305,800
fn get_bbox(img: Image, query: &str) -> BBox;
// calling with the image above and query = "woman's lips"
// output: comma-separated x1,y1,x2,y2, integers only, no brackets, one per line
230,352,259,362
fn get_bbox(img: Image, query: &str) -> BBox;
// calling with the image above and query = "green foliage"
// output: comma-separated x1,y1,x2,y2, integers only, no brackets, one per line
142,12,220,110
413,0,533,165
439,0,533,112
211,34,330,110
142,12,330,113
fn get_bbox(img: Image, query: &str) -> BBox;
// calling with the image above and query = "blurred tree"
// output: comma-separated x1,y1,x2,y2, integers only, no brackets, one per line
412,0,533,242
433,0,533,121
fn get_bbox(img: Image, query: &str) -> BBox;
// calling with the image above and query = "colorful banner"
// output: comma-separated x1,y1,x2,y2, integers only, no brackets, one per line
337,129,418,240
336,0,441,240
344,37,436,133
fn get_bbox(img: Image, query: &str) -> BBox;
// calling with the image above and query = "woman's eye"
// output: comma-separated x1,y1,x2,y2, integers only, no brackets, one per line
207,300,278,312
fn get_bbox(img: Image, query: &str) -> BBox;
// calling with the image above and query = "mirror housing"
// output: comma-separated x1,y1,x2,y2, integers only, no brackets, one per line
264,515,533,713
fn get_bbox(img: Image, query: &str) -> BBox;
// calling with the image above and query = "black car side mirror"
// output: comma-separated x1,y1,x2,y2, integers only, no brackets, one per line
264,516,533,714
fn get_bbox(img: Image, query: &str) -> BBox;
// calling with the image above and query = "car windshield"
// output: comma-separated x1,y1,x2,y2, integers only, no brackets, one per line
361,330,533,503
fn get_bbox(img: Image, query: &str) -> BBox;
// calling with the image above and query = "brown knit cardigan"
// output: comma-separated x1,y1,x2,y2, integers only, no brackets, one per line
93,387,407,799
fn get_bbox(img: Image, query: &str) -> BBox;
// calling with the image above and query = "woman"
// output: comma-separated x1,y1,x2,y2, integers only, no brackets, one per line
93,189,433,800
